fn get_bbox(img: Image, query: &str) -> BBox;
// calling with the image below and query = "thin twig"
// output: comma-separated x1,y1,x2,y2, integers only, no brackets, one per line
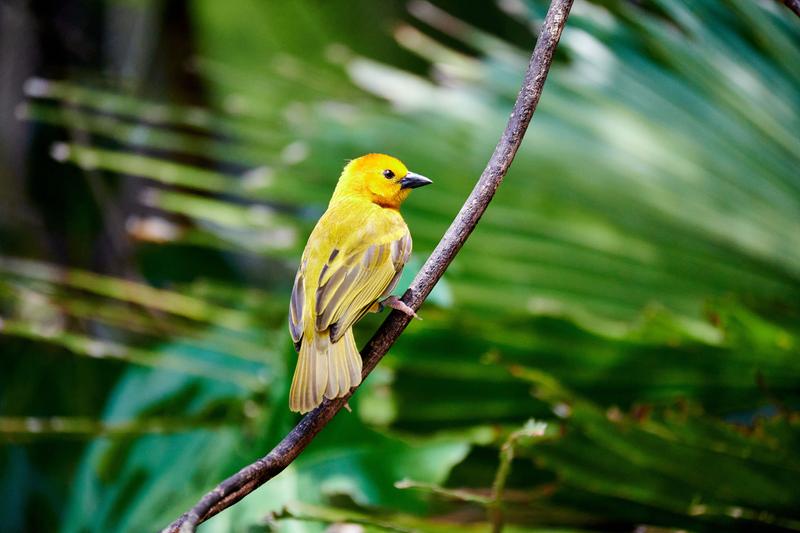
782,0,800,18
488,420,549,533
163,1,573,530
488,438,516,533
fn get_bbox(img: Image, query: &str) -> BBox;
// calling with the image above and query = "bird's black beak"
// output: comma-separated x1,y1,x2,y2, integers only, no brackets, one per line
400,171,433,190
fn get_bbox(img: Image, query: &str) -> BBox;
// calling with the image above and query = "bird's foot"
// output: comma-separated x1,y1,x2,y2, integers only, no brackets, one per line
379,295,421,320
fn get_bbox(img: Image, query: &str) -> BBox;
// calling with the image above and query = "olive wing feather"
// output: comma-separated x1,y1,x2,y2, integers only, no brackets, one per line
288,260,305,351
316,232,411,343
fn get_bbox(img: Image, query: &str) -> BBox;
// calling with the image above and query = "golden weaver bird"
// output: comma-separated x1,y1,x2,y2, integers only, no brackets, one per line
288,154,432,413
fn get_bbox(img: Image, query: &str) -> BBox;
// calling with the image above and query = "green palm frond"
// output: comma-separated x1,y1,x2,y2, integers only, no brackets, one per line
2,0,799,531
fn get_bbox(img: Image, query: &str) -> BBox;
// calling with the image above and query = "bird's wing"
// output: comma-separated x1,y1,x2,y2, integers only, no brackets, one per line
315,231,412,343
288,259,305,351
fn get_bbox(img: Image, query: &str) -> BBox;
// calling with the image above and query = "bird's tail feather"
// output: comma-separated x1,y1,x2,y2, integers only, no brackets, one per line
289,328,362,413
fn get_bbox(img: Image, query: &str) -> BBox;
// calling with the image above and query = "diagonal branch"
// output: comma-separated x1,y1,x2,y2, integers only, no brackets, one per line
782,0,800,18
163,1,573,531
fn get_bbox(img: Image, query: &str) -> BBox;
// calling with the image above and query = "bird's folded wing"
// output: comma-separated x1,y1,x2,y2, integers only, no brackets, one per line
315,231,411,343
288,259,305,350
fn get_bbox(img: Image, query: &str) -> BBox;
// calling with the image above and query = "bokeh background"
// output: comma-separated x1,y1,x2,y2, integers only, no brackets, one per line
1,0,799,531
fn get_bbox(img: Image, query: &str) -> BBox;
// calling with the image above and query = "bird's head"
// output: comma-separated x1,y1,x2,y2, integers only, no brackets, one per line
332,153,432,209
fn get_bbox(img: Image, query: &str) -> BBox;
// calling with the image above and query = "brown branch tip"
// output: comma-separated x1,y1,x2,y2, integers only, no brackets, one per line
162,1,573,531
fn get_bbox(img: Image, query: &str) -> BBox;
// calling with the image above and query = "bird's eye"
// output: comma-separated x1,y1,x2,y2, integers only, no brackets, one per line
383,169,395,179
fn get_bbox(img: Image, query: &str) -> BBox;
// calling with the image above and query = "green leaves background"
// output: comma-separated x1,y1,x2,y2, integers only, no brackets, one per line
1,0,799,531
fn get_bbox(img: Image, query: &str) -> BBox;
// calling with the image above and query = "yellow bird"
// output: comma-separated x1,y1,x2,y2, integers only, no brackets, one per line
288,154,432,413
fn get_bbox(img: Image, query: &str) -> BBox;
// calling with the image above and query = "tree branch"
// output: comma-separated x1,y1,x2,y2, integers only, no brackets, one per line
782,0,800,18
162,1,573,530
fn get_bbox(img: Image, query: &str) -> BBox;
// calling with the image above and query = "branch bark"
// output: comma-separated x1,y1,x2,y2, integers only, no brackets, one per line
163,1,573,530
782,0,800,18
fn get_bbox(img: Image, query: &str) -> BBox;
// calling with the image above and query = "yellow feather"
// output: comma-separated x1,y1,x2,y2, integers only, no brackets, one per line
287,154,429,413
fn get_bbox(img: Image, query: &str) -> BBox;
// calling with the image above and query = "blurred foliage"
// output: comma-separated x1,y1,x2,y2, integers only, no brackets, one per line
1,0,799,532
